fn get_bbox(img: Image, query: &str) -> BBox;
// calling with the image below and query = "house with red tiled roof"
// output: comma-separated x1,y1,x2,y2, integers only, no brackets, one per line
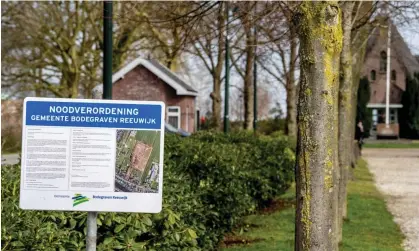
92,58,198,133
363,20,419,138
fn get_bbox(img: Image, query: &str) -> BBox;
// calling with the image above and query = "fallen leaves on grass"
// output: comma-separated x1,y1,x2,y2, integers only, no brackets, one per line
221,235,265,247
260,199,295,215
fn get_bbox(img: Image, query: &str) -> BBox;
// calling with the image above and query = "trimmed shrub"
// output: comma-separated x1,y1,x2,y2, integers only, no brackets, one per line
1,132,295,250
256,118,286,135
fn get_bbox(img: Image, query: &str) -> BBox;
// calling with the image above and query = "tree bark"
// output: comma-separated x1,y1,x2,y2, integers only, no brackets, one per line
35,68,42,97
243,21,255,130
337,1,355,244
346,1,375,171
210,78,222,129
71,72,80,98
294,2,342,251
191,4,225,130
349,14,372,171
286,83,297,136
67,70,80,98
167,56,179,72
210,7,226,130
84,86,93,99
286,24,298,138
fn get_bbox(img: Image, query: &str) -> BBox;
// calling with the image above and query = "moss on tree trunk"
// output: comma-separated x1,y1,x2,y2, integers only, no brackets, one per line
349,14,371,170
337,1,355,244
294,2,342,250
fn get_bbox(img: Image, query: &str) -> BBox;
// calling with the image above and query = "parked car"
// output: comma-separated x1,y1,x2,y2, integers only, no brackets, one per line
164,123,191,137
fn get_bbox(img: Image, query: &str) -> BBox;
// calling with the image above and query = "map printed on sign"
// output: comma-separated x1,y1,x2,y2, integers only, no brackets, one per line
20,97,165,213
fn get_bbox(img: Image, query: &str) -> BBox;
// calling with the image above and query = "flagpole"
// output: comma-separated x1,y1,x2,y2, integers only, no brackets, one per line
385,14,391,128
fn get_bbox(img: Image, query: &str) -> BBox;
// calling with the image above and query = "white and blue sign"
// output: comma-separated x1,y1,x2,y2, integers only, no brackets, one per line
20,97,165,213
25,100,162,129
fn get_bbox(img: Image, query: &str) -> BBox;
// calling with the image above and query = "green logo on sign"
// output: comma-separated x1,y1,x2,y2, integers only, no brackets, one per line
72,194,89,207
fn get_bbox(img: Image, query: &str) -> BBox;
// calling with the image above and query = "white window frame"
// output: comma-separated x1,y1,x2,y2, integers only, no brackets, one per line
390,109,398,124
185,106,189,132
372,109,378,127
167,106,181,129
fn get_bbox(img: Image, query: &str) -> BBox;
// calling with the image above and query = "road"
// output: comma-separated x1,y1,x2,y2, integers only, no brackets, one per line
364,148,419,251
1,153,20,166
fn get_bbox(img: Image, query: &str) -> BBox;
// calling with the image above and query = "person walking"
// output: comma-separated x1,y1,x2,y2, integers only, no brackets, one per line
355,120,364,155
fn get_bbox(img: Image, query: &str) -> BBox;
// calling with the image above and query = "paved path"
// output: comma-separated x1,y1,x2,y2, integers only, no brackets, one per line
364,148,419,251
1,153,20,166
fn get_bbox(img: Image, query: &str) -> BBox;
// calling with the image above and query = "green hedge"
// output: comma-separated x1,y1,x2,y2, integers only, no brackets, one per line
1,132,295,250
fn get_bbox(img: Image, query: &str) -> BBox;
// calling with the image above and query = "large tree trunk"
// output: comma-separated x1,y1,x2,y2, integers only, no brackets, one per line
243,26,255,130
286,24,298,138
337,1,355,244
348,52,365,171
348,1,374,170
294,2,342,251
286,84,297,136
241,2,255,130
209,9,225,130
210,78,222,129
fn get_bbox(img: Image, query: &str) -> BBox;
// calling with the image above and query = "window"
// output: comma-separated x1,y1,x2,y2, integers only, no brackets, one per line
372,109,378,127
390,109,397,123
185,106,189,132
380,51,387,72
391,70,396,81
370,70,376,81
378,110,385,123
167,106,181,129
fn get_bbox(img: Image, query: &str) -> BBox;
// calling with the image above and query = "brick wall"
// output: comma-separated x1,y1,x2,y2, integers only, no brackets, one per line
112,66,196,133
166,95,195,133
363,35,406,104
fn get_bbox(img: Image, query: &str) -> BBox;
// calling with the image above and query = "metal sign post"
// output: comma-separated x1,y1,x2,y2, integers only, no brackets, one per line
87,212,98,251
86,1,113,250
385,14,391,129
253,4,258,132
224,1,230,133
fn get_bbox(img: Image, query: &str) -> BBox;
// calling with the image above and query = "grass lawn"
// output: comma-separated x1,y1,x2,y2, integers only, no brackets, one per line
221,159,404,251
363,142,419,148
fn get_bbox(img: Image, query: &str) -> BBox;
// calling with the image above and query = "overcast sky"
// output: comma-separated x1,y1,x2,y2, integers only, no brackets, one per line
400,23,419,55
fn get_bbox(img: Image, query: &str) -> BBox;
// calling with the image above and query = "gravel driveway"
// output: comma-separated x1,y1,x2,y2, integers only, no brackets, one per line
364,148,419,251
